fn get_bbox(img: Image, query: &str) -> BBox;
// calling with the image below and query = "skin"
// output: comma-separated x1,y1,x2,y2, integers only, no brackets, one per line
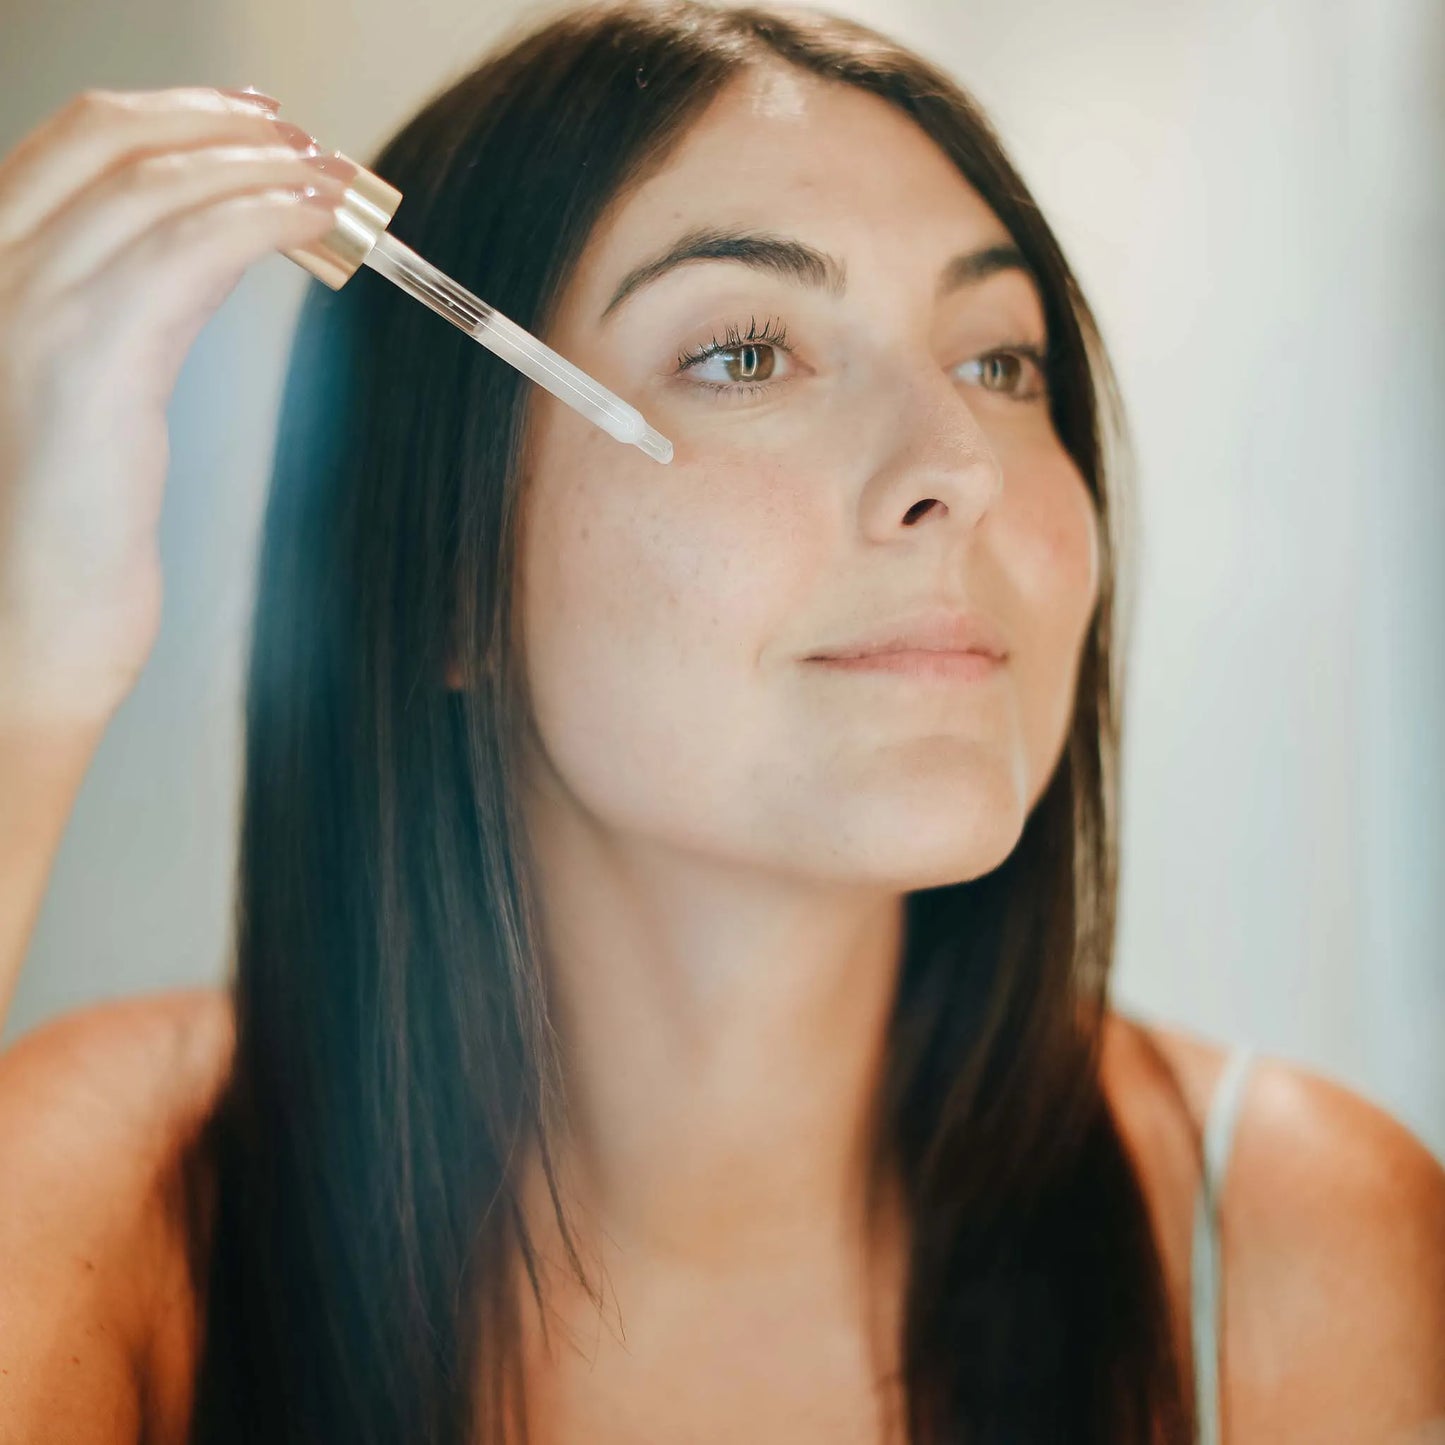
499,63,1096,1440
0,62,1441,1445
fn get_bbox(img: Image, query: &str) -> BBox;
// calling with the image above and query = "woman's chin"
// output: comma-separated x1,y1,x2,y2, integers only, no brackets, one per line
784,806,1030,893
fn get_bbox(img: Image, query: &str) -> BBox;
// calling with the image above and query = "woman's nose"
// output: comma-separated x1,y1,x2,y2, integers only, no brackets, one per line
857,359,1005,535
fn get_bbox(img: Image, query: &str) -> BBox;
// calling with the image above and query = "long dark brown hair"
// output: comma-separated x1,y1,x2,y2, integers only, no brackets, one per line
184,2,1186,1440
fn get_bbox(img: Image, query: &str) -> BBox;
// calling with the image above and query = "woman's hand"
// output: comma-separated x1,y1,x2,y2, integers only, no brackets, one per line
0,84,353,727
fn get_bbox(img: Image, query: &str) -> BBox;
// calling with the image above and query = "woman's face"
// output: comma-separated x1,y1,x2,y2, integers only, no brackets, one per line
510,65,1100,891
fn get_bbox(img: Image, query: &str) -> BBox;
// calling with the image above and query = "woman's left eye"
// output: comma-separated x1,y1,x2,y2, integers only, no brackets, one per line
954,345,1050,402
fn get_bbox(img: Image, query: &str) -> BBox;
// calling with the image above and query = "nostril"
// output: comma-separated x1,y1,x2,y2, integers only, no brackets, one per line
903,498,941,524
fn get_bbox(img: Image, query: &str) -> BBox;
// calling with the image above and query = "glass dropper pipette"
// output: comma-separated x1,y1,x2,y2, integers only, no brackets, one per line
364,231,673,465
278,144,673,464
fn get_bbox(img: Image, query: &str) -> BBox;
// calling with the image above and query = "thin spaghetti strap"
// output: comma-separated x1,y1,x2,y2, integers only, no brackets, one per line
1190,1045,1256,1445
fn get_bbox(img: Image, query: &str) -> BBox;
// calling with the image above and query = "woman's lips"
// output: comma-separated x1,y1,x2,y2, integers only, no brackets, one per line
804,649,1005,679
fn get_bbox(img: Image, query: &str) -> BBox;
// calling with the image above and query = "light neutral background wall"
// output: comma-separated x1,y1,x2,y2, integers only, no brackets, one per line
2,0,1441,1157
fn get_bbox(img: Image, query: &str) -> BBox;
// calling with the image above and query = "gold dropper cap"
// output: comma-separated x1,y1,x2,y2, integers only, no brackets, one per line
282,152,403,290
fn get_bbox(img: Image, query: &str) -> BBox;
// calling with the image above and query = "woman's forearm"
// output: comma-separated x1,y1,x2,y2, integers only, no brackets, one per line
0,714,108,1037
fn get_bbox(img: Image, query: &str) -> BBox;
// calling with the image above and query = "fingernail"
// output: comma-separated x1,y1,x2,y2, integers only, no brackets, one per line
273,119,320,151
292,184,339,211
305,152,360,182
219,85,282,113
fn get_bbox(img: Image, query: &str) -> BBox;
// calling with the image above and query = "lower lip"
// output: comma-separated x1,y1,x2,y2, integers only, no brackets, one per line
806,650,1005,679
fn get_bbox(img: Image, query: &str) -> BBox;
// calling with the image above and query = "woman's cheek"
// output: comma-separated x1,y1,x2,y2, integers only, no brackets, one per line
986,447,1099,790
625,455,824,614
1005,446,1100,626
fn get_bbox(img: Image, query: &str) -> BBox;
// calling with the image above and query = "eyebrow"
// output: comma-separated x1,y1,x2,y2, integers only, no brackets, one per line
597,226,1036,321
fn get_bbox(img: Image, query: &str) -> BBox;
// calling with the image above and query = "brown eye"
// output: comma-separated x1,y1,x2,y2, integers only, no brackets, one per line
681,340,783,390
957,347,1049,401
979,353,1023,391
676,316,793,395
722,343,776,383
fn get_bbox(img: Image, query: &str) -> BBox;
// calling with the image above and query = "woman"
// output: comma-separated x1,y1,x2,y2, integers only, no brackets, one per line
0,2,1440,1441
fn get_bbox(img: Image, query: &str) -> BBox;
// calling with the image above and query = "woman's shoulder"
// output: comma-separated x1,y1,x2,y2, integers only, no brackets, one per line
0,985,233,1444
1105,1007,1445,1219
1104,1009,1445,1438
0,985,234,1174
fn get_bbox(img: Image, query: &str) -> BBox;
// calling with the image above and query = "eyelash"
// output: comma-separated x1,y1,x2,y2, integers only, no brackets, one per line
674,314,1052,403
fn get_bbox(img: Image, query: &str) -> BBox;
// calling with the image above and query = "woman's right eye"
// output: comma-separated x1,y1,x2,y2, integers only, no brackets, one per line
675,316,795,398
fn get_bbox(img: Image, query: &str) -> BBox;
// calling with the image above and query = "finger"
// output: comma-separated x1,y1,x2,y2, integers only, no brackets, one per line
18,141,356,294
0,85,299,249
81,186,348,400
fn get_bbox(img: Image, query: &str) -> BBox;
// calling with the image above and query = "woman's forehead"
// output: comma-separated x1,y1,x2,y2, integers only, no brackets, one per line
565,68,1008,310
624,67,986,216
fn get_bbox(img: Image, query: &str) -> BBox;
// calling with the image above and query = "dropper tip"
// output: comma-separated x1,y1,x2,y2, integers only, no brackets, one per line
636,427,674,464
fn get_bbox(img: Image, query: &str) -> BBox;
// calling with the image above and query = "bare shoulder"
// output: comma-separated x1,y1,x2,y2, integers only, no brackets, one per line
1106,1009,1445,1442
0,986,233,1444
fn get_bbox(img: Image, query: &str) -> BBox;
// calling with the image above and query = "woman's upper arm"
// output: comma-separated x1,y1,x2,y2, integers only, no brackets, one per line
0,990,229,1444
1226,1056,1445,1441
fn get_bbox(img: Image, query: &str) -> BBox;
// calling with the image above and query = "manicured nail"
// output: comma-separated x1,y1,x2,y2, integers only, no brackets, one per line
273,120,321,152
219,85,282,113
305,152,359,182
291,184,336,208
